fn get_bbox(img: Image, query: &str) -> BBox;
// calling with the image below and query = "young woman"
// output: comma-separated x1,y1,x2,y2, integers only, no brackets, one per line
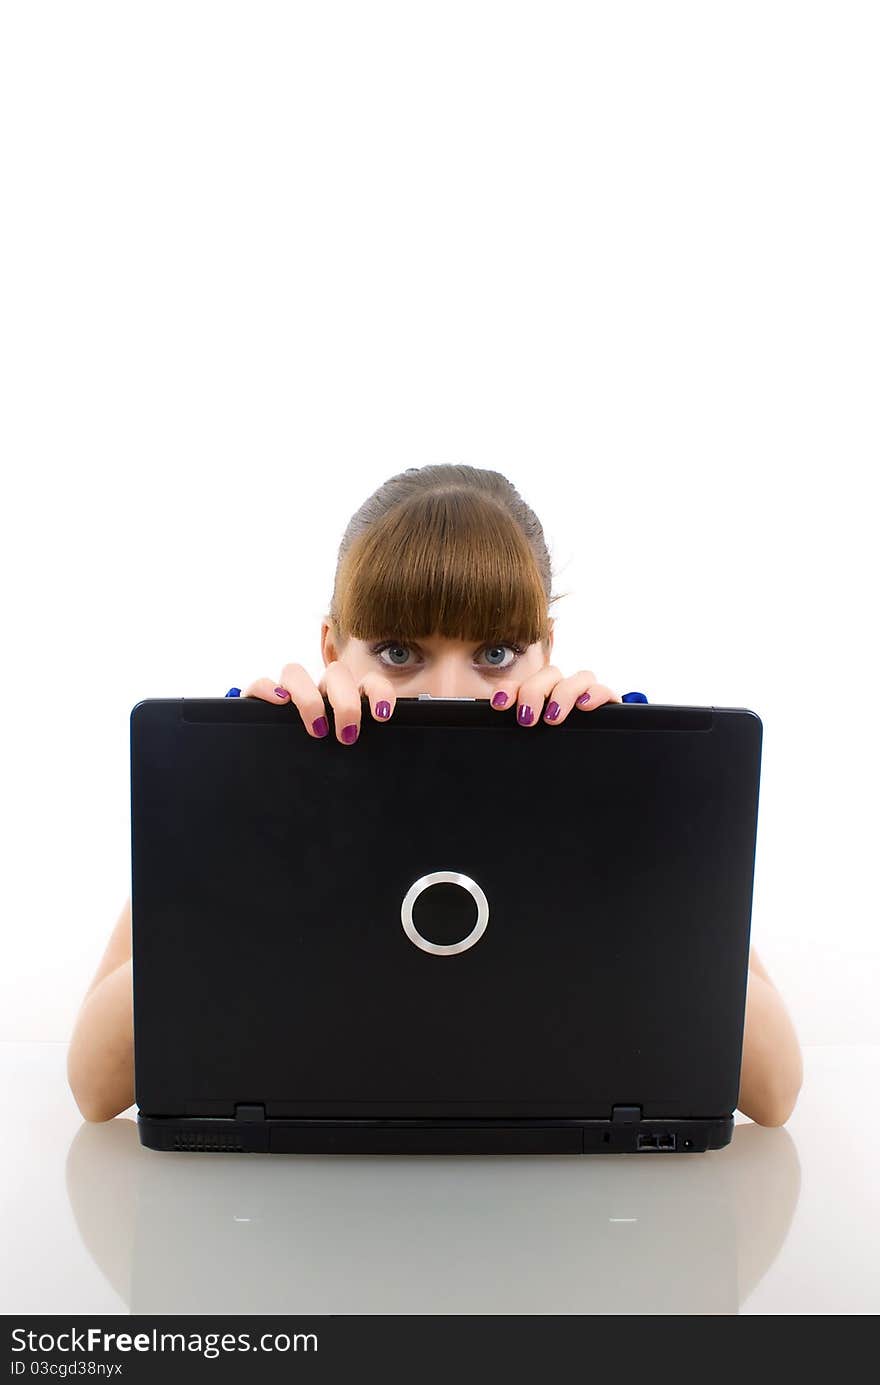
67,464,803,1126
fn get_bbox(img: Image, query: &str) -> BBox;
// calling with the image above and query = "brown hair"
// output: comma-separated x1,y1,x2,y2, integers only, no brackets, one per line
328,464,568,653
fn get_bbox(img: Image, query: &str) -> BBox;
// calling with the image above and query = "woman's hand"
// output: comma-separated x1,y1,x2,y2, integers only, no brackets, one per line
487,668,622,726
241,662,621,742
242,662,399,745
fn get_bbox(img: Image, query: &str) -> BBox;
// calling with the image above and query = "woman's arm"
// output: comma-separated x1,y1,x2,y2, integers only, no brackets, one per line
67,899,135,1122
82,896,133,1000
737,946,803,1126
67,958,135,1121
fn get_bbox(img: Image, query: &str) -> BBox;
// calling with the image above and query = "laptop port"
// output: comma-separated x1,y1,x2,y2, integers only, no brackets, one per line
636,1131,677,1151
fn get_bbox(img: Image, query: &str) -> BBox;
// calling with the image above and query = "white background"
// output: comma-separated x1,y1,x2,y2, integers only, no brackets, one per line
2,1,877,1046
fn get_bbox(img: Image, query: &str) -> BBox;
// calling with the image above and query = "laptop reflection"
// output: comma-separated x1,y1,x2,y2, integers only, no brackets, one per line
65,1116,799,1315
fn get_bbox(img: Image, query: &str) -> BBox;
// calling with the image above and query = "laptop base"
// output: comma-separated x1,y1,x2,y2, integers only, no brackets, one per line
138,1114,734,1155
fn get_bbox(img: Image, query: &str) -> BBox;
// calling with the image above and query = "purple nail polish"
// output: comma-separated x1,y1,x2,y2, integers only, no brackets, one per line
376,701,391,719
274,687,289,699
492,691,509,708
341,723,358,744
312,716,329,737
545,701,560,721
577,691,591,706
518,704,534,725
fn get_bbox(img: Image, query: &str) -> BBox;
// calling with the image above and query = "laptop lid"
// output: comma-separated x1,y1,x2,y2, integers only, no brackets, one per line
130,697,761,1122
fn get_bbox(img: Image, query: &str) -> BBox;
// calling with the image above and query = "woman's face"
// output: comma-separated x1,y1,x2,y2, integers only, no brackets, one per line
320,621,554,699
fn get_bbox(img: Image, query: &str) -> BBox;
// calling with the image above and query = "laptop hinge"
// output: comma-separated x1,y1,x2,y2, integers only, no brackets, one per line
611,1104,642,1124
234,1103,266,1122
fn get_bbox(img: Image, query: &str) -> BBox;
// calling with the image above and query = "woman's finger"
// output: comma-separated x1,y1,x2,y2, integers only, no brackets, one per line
242,667,329,738
241,675,296,704
272,662,333,738
358,672,397,722
500,665,567,727
534,671,620,722
319,660,365,745
573,678,621,710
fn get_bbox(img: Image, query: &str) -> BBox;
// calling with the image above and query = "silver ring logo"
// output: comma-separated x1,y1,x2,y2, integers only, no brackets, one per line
401,871,489,956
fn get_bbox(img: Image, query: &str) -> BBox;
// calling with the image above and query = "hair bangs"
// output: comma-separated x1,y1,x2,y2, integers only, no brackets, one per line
333,488,552,649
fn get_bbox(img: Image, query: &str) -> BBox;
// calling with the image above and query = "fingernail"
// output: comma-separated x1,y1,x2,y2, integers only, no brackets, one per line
492,691,509,708
312,716,329,738
518,704,534,725
274,687,290,699
225,687,241,698
341,723,359,743
376,701,391,719
545,701,560,721
577,691,591,706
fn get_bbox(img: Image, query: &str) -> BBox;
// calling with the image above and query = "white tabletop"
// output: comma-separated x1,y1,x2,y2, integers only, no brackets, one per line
1,1041,877,1315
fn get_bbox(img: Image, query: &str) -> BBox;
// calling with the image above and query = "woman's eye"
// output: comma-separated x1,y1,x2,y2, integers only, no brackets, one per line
477,644,522,671
372,641,523,671
375,643,417,668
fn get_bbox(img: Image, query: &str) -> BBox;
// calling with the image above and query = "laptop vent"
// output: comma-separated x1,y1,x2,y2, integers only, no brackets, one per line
172,1131,244,1153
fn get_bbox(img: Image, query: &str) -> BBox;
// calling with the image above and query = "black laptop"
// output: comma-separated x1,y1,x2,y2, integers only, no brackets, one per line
130,694,762,1155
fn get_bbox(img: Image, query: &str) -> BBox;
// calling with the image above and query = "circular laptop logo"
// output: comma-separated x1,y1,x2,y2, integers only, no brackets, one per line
401,871,489,956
